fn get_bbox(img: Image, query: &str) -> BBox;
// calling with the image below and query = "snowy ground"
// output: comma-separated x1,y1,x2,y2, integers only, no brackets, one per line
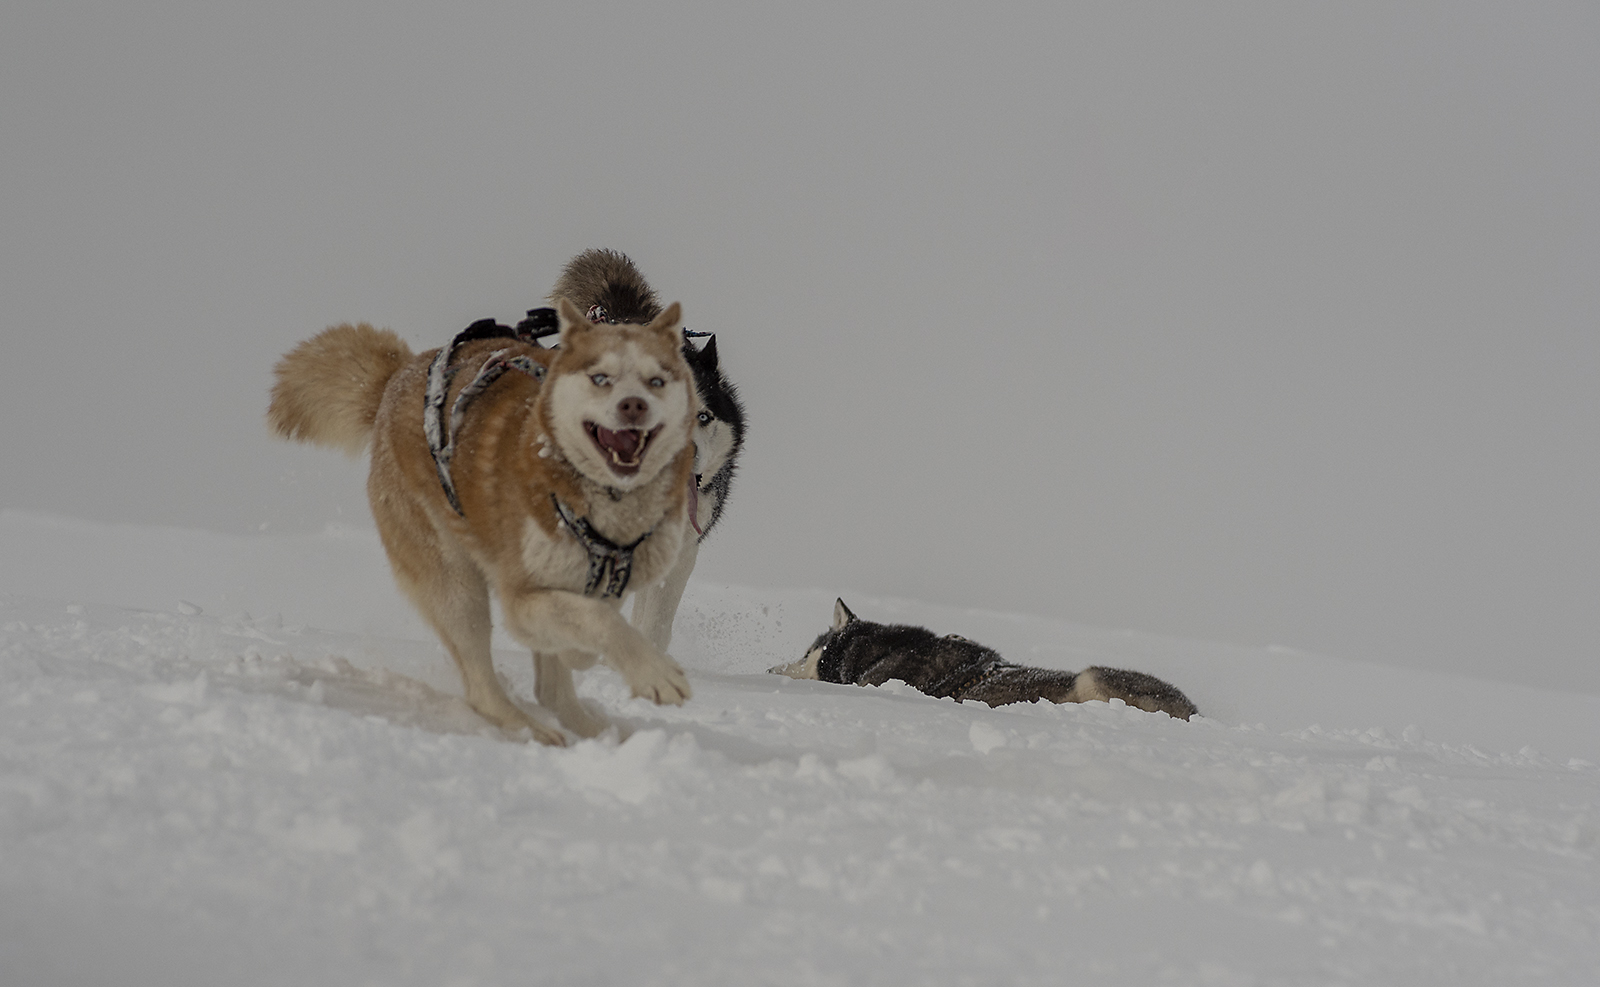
2,511,1597,985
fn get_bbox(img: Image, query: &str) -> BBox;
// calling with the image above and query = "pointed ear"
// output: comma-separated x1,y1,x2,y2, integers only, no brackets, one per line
698,334,719,370
556,297,590,344
832,598,857,630
646,301,682,336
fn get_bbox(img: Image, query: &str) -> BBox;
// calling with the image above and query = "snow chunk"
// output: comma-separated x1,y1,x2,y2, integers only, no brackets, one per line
555,730,700,805
969,720,1007,754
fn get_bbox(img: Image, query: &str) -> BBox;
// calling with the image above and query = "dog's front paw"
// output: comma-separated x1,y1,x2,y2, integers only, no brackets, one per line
623,654,692,706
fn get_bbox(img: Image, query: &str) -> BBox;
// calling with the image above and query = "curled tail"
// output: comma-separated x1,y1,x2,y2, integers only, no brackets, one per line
267,323,413,456
549,248,661,323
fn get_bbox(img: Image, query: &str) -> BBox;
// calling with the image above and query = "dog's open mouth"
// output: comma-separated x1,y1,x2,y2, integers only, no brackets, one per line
585,422,660,476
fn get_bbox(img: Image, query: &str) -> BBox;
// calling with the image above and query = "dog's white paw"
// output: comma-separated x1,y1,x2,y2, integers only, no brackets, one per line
623,654,692,706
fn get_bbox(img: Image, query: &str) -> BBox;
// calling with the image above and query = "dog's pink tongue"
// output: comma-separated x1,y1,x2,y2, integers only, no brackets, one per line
689,480,702,535
595,425,644,460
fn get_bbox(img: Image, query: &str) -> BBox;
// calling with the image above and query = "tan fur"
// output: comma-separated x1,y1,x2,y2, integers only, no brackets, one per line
267,323,413,456
269,300,697,743
1064,667,1112,704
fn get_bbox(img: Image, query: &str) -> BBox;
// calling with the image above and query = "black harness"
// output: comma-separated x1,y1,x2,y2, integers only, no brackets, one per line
423,316,552,515
927,653,1017,702
422,309,652,600
549,494,653,599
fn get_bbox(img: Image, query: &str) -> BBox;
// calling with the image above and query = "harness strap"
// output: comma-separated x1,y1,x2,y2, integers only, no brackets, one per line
928,656,1016,702
424,324,547,516
550,495,653,599
422,314,657,599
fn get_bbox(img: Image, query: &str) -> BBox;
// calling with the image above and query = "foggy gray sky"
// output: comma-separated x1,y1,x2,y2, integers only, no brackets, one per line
3,2,1597,692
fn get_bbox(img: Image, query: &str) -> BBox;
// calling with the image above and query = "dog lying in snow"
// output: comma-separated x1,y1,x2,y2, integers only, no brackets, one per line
770,600,1198,720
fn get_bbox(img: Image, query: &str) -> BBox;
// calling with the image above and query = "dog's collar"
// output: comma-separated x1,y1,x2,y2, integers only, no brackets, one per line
550,495,653,599
425,323,547,516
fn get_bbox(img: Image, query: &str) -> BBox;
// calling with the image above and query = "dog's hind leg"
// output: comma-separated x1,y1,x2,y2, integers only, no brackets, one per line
533,651,611,738
630,536,698,652
386,540,567,744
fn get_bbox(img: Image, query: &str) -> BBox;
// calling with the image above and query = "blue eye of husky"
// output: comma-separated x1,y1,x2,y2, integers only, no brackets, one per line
590,374,610,386
649,377,665,388
697,411,713,425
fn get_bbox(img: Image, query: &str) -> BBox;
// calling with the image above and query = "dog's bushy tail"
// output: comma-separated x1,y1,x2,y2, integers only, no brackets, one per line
549,248,661,323
1071,666,1199,721
267,323,412,456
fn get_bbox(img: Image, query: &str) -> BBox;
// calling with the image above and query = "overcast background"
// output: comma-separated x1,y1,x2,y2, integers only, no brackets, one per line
3,1,1596,692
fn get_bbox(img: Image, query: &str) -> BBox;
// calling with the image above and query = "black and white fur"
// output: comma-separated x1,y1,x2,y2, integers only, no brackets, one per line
771,600,1198,720
548,249,746,651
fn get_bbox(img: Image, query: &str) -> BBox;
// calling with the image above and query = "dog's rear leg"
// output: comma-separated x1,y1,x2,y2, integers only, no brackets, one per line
392,556,567,745
631,536,698,652
533,651,610,738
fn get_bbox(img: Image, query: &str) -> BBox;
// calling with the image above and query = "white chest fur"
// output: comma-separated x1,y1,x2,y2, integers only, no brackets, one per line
518,503,687,599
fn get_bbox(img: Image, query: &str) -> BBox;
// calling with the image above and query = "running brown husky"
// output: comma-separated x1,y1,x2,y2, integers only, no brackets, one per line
268,298,697,744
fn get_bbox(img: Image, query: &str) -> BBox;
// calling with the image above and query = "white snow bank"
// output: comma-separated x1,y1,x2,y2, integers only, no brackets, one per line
1,513,1596,985
0,509,426,639
6,509,1594,759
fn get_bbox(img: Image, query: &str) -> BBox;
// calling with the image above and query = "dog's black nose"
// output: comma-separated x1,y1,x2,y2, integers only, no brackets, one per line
617,396,648,425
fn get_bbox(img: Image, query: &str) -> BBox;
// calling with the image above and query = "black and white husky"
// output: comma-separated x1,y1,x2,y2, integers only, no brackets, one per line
548,249,746,650
771,600,1198,720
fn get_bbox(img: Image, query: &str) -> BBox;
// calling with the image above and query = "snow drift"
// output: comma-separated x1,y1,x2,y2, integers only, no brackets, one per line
1,511,1596,985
